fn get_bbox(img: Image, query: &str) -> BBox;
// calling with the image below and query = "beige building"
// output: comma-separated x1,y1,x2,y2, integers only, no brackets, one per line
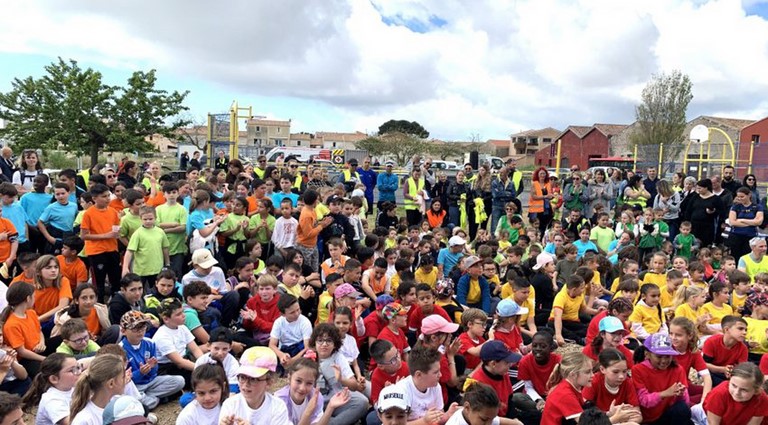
510,127,561,156
288,132,321,148
315,131,368,149
245,119,291,150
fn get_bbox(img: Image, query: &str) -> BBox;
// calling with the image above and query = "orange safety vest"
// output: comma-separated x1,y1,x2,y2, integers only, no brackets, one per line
528,181,552,214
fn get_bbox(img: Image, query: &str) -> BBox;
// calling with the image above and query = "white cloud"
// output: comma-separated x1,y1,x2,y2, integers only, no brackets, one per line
1,0,768,140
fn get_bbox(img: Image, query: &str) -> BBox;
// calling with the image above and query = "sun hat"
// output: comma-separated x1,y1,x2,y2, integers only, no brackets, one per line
496,299,529,318
421,314,459,335
462,255,482,270
479,340,522,364
382,303,408,320
643,333,680,356
377,384,410,413
103,395,149,425
120,311,151,330
598,316,629,335
532,252,555,271
236,346,278,378
448,236,466,247
190,248,218,268
334,283,361,299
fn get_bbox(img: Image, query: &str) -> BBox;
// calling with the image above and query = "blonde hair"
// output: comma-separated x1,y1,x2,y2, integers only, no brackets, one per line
672,285,704,310
546,351,591,391
69,354,124,421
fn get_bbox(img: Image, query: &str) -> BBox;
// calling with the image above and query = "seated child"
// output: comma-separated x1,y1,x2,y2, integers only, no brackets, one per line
152,298,203,388
514,331,560,418
702,315,749,386
369,339,410,405
464,340,521,418
446,382,522,425
55,318,99,359
241,274,281,345
269,294,312,368
457,308,488,371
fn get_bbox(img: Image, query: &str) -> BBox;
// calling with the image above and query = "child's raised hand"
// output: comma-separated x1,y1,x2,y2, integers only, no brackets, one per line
446,337,462,357
300,285,314,299
355,304,365,318
423,408,443,425
305,389,320,414
240,309,256,321
0,355,13,372
328,387,350,410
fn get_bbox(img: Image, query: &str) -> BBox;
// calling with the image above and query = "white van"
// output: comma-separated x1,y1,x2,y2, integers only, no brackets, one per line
265,147,331,163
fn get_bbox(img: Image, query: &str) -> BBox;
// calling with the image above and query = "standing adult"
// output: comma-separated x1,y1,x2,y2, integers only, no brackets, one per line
609,169,623,209
643,167,660,201
585,169,613,219
506,158,524,213
284,157,306,194
563,172,588,215
432,172,449,214
420,158,436,197
721,165,741,195
356,157,377,214
529,167,554,235
0,146,15,182
463,163,476,185
117,160,139,189
490,167,516,233
11,149,43,194
179,151,189,170
728,187,765,260
653,180,681,241
563,164,580,187
623,175,651,211
738,237,768,282
683,179,724,248
253,155,268,180
306,167,329,190
711,174,734,244
743,174,762,206
376,161,398,211
403,167,426,227
679,176,698,219
340,158,361,194
214,150,228,171
447,170,469,229
472,165,493,236
189,151,201,170
671,172,686,192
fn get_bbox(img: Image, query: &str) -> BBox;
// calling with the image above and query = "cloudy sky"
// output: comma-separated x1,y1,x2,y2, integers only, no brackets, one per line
1,0,768,141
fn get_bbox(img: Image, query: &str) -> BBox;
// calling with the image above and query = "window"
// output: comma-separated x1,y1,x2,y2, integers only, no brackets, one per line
543,138,552,144
277,127,281,133
752,134,760,144
332,142,337,147
528,137,538,145
255,126,261,132
296,140,301,146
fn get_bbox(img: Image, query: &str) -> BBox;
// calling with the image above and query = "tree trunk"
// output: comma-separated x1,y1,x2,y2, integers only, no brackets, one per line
89,139,100,169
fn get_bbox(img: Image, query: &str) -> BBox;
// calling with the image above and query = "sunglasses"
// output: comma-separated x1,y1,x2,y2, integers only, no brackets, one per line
289,165,298,169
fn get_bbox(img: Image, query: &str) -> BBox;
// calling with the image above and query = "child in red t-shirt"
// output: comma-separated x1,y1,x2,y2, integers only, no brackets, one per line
368,339,410,404
582,316,634,369
514,331,560,416
489,299,526,354
376,303,410,362
418,314,461,404
540,351,593,425
582,348,642,423
241,274,281,344
408,283,452,336
464,340,521,418
457,308,487,371
669,316,712,405
702,315,749,387
631,333,691,424
695,362,768,425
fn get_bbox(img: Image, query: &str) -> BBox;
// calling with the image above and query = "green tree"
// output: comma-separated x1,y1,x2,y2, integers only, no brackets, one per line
631,70,693,162
357,132,430,166
0,58,190,167
378,119,429,138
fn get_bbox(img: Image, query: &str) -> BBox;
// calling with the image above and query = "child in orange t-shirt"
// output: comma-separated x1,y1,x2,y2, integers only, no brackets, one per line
10,252,38,286
0,206,18,269
80,184,121,304
246,179,267,216
108,181,127,212
57,236,88,291
2,282,44,375
32,255,72,328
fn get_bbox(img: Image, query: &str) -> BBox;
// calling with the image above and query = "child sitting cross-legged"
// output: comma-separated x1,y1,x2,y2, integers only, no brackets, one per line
55,318,99,359
240,274,281,346
463,340,521,420
269,293,312,369
446,382,523,425
151,298,203,388
457,308,488,371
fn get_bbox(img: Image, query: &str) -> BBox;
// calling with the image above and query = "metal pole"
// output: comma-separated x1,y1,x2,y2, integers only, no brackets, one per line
633,144,638,171
698,137,705,180
748,141,755,175
555,139,562,172
658,143,664,174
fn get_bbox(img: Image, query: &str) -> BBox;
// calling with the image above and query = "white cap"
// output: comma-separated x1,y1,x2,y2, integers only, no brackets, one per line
448,236,466,247
532,252,555,271
377,384,410,413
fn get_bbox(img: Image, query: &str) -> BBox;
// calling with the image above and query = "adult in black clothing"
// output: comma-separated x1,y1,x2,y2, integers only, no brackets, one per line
225,158,245,187
683,178,724,248
678,176,697,219
180,152,189,170
189,151,201,169
711,174,733,244
214,150,229,170
116,160,138,188
447,171,470,228
530,253,557,327
0,147,15,181
376,202,399,229
721,165,741,195
432,173,450,213
642,167,660,201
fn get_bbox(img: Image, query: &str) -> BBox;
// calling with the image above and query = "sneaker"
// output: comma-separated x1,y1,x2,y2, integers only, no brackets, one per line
147,413,158,425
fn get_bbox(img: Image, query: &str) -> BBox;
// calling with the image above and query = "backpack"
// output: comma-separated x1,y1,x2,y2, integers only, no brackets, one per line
19,169,42,186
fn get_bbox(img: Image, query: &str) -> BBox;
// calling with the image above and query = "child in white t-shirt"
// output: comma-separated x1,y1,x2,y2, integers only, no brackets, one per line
193,327,240,392
152,298,203,387
269,294,312,367
26,353,80,425
177,363,228,425
272,199,298,256
445,382,521,425
218,347,291,425
396,347,459,423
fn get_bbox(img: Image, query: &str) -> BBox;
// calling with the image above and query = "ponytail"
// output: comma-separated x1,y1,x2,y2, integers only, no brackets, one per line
69,354,124,421
0,283,34,324
547,351,590,391
21,353,73,411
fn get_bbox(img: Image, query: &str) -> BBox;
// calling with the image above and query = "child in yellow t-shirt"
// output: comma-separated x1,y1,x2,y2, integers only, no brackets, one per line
673,285,710,333
549,275,599,346
729,270,751,316
700,281,734,332
660,270,684,315
628,283,666,341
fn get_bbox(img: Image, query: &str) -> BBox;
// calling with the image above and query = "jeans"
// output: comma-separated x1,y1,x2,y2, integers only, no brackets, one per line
449,206,460,227
490,206,505,235
136,375,185,409
326,390,368,425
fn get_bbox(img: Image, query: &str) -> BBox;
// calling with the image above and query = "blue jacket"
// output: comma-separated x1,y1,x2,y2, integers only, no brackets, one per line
357,167,377,198
376,172,399,202
491,178,516,208
121,337,158,385
456,273,491,312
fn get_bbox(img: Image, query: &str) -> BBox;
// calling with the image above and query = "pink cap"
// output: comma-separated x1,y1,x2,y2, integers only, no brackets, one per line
421,314,459,335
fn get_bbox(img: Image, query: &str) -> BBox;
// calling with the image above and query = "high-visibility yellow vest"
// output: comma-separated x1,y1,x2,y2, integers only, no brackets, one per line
624,187,646,207
741,254,768,282
342,170,360,185
511,170,523,193
404,177,424,210
293,174,303,190
254,168,266,179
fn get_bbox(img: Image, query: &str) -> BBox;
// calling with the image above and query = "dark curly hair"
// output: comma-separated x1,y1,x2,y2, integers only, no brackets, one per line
309,323,342,353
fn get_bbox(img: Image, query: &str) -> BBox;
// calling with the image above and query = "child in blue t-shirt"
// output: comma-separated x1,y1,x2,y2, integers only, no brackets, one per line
0,184,29,250
572,227,598,259
38,183,78,254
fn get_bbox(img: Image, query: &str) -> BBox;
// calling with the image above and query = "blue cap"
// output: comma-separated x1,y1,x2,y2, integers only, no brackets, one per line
479,340,522,363
103,395,147,425
598,316,628,335
376,294,395,310
496,299,528,318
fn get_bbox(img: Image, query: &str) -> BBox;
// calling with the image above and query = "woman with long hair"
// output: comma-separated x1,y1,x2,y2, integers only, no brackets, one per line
742,174,761,205
529,167,553,235
116,160,138,189
225,159,244,187
11,149,44,194
683,179,724,248
586,169,613,219
653,179,682,241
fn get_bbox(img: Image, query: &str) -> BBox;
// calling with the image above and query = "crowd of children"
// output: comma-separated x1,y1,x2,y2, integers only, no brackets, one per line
0,159,766,425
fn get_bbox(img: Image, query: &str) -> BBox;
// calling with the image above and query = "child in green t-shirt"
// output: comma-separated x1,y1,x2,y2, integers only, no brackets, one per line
673,221,697,259
220,196,250,269
56,318,100,359
122,206,170,284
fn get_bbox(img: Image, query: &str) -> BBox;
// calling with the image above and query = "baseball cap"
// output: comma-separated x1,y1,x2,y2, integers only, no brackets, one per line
643,333,680,356
376,294,395,310
385,161,395,167
334,283,361,299
190,248,218,268
746,292,768,313
479,340,522,364
462,255,482,270
382,303,407,320
421,314,459,335
237,346,278,378
103,395,149,425
436,278,454,297
448,236,466,247
348,158,359,166
377,384,410,413
120,311,150,330
598,316,629,335
496,299,528,318
325,194,343,205
532,252,555,271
